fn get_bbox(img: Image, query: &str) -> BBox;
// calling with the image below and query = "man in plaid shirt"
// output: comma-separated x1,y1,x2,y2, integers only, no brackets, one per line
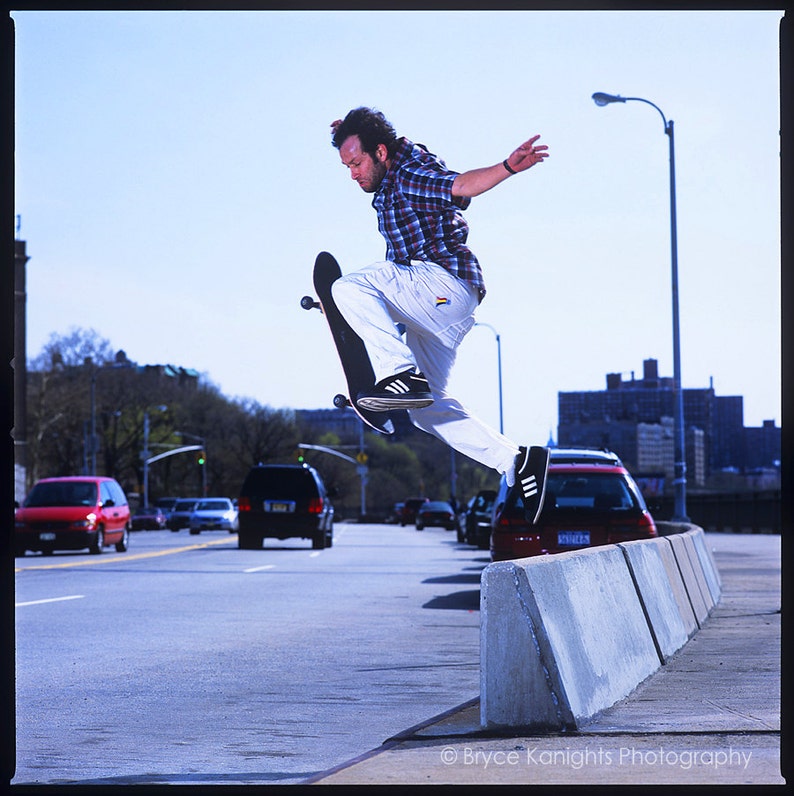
330,107,550,521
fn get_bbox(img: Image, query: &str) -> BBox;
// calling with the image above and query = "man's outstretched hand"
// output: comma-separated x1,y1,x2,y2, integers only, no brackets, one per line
504,134,549,173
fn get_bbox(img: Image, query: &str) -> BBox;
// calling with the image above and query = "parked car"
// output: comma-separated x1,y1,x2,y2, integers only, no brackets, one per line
168,498,199,531
237,463,334,550
189,498,238,534
400,497,429,526
131,505,168,531
460,489,497,548
385,502,405,524
15,476,130,556
154,496,179,520
490,448,657,562
416,500,458,531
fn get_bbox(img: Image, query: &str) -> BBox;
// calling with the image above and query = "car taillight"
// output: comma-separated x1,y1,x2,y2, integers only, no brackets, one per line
238,496,251,513
639,511,658,536
496,512,527,528
609,511,657,537
308,497,324,514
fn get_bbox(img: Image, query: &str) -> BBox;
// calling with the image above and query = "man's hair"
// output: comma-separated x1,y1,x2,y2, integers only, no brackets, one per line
332,107,398,158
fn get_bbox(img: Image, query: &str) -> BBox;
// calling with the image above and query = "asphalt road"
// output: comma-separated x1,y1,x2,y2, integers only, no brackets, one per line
13,522,484,786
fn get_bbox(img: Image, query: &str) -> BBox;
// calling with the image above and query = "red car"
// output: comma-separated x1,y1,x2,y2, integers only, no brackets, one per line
15,476,131,556
399,497,429,526
131,505,168,531
490,449,656,561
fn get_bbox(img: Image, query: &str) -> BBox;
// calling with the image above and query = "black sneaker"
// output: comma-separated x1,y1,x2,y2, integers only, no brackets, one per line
514,445,550,524
356,370,433,411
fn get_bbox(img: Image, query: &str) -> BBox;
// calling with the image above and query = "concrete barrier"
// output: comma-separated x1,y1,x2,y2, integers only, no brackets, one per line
480,527,720,732
690,529,722,602
667,532,711,624
619,536,698,661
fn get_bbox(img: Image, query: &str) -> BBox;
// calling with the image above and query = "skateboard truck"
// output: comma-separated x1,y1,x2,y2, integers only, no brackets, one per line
303,295,357,409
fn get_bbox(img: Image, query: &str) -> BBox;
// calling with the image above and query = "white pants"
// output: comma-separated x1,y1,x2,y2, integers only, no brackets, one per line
332,260,519,479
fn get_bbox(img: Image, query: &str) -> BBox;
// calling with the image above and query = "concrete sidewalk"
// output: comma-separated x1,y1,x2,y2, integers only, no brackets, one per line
310,532,783,785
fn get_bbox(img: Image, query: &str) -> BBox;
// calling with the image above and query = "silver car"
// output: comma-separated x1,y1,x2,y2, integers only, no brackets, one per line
189,498,239,535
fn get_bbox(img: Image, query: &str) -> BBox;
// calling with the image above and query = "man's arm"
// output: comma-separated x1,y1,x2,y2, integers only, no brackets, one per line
451,134,548,198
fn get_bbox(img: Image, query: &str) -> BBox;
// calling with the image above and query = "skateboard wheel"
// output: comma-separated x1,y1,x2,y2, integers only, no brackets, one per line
300,295,319,310
333,394,351,409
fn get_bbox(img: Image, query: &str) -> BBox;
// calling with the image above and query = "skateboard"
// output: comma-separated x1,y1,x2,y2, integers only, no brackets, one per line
301,252,394,435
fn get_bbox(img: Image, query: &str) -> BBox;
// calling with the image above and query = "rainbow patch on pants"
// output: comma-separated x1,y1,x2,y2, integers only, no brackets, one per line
435,296,450,307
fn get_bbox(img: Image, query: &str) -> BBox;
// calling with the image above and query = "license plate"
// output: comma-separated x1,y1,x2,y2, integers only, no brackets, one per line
558,530,590,546
39,532,56,541
264,501,295,513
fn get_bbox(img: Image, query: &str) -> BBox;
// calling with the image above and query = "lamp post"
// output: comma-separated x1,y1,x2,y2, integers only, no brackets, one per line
142,406,168,508
592,91,688,522
474,322,504,435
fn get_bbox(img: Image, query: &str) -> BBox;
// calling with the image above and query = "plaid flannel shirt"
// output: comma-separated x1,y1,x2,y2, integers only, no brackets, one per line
372,137,485,300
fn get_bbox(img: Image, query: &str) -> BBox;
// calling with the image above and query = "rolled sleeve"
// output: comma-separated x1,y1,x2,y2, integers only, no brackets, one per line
401,166,470,212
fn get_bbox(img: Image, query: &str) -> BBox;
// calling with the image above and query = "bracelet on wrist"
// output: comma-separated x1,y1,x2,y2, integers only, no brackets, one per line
502,159,517,175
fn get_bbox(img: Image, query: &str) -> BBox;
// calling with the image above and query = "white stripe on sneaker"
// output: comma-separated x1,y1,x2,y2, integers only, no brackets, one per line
521,475,538,498
384,380,410,395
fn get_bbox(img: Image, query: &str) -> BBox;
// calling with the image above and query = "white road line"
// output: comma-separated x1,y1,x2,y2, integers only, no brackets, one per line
15,595,85,607
309,552,322,558
243,565,276,573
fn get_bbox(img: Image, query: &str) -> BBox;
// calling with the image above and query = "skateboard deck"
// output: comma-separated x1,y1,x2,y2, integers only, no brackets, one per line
301,252,394,435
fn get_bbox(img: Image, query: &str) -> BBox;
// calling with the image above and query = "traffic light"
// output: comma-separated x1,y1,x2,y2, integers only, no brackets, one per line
197,450,206,466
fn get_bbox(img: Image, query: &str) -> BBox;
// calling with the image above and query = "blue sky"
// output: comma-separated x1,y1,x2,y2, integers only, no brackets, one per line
12,9,783,448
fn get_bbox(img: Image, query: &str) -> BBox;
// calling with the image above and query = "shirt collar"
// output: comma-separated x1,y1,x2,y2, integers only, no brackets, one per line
375,137,412,199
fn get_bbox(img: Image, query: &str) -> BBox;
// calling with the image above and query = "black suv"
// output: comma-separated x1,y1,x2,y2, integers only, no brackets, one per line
460,489,497,548
237,464,334,550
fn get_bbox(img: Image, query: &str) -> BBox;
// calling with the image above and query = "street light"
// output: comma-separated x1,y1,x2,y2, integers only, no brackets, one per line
474,322,504,435
592,91,688,521
142,406,168,508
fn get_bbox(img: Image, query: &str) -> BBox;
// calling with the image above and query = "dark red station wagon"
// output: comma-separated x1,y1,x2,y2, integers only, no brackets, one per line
490,448,657,562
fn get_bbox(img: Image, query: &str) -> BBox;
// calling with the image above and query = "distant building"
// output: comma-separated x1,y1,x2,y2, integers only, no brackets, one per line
295,408,361,440
296,407,416,442
138,363,200,389
744,419,781,470
558,358,779,486
710,393,743,470
636,419,671,474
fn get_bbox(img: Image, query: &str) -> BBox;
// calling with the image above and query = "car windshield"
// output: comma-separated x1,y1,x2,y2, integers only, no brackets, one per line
196,500,229,511
174,500,197,511
510,472,637,512
243,469,315,499
473,492,495,510
424,502,450,511
24,481,97,508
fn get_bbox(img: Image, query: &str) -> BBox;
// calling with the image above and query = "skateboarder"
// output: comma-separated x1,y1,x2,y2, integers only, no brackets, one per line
329,107,550,521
